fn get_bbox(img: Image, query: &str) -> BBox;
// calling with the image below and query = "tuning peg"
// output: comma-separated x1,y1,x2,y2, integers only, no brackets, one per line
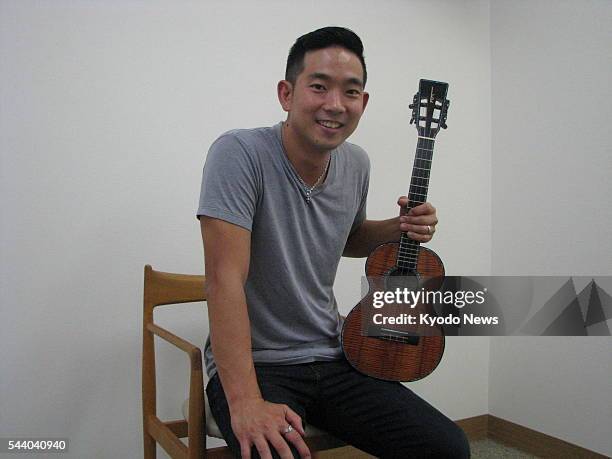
409,94,418,110
440,99,450,129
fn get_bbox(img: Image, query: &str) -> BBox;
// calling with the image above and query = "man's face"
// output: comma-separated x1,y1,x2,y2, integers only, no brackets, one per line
279,46,369,153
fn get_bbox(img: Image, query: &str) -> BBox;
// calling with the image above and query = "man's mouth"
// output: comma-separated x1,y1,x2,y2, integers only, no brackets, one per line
317,120,344,129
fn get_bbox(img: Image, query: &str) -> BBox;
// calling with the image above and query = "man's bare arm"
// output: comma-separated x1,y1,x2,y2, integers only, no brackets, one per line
201,217,259,408
200,217,310,459
343,217,399,257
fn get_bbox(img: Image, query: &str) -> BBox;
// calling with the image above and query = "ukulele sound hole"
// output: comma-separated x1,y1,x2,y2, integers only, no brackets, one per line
376,267,421,345
385,267,420,292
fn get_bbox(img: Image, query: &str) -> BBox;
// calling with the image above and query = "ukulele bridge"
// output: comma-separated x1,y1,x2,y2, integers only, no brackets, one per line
379,328,420,345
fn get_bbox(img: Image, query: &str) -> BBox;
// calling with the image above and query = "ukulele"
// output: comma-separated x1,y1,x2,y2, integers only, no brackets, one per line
342,79,450,382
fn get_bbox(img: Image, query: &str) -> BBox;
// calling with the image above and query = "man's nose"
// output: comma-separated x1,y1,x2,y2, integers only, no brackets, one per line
323,90,345,114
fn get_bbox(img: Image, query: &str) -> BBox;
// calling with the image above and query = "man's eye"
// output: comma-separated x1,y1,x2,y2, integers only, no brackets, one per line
311,84,325,91
347,89,361,96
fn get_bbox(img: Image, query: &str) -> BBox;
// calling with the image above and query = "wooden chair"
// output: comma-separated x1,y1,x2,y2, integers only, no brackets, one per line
142,265,346,458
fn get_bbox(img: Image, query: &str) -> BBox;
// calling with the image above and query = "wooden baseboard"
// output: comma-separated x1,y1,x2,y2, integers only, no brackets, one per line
456,414,489,441
456,414,607,458
486,414,608,458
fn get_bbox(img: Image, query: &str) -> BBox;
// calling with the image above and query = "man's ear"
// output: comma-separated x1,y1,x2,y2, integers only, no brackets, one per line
277,80,293,112
361,91,370,113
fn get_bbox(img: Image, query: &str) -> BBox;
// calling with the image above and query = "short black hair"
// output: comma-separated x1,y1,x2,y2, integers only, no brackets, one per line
285,26,367,87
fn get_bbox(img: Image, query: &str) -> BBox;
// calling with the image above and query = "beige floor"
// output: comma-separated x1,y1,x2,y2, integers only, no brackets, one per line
316,439,537,458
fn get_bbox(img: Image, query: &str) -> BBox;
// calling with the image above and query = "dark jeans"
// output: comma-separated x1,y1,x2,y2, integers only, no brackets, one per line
206,358,470,458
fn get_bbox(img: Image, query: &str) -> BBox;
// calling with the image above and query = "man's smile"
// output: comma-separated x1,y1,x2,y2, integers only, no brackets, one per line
317,119,344,129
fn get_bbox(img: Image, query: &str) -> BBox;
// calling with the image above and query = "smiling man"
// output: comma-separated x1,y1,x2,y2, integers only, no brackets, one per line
197,27,468,459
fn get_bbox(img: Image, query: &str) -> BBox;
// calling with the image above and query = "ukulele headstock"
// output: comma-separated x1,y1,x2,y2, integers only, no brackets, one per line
409,79,450,139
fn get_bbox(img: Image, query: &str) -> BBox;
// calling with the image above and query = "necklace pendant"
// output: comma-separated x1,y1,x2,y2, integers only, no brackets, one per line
296,153,331,205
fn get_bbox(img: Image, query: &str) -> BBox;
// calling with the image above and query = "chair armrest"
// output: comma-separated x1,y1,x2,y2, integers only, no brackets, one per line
146,322,206,454
146,322,201,363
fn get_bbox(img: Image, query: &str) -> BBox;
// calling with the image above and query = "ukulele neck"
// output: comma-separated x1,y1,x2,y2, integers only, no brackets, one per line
397,136,435,271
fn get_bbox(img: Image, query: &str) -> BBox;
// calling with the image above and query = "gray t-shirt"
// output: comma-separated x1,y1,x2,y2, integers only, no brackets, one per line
197,122,370,377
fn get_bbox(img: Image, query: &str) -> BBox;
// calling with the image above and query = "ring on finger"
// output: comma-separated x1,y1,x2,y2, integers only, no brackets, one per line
282,425,294,435
426,225,433,235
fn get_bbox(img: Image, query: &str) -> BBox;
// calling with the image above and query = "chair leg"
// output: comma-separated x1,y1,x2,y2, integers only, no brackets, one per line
144,431,156,459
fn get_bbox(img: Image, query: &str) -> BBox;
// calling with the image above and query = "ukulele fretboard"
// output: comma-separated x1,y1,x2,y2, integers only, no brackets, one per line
397,137,435,272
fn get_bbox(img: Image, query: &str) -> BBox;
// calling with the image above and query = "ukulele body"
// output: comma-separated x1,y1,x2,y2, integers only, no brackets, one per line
341,242,446,382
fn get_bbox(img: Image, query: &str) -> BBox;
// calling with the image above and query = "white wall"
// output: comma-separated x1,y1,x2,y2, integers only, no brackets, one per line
5,1,609,458
0,1,492,457
490,1,612,456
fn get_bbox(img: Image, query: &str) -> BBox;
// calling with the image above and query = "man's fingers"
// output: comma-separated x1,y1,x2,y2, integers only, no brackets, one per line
400,215,438,228
239,437,252,459
406,231,433,242
408,202,436,216
397,199,437,222
284,431,312,459
400,222,436,233
284,407,306,436
281,406,311,458
400,216,437,227
253,436,273,459
268,433,297,459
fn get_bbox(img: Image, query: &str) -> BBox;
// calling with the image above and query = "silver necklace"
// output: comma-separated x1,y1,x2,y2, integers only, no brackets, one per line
296,154,331,204
280,123,331,204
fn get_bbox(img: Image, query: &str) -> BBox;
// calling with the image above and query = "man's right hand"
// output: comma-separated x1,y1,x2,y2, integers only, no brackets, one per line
230,397,311,459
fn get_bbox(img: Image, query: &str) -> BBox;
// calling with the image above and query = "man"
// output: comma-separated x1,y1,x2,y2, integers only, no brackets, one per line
198,27,469,459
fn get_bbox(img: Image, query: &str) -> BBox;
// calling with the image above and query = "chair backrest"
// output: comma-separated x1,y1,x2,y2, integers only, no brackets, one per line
144,264,206,310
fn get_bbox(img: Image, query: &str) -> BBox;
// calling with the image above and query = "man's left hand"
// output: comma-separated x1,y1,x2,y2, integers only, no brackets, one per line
397,198,438,243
